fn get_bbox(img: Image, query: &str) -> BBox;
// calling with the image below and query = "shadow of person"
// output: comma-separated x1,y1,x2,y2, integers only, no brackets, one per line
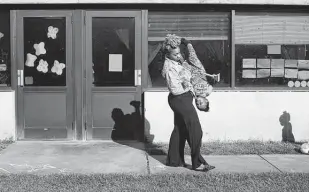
110,101,166,161
279,111,295,143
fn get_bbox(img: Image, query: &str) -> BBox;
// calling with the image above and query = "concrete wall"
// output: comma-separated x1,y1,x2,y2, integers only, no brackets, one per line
0,91,15,140
144,91,309,143
0,0,309,5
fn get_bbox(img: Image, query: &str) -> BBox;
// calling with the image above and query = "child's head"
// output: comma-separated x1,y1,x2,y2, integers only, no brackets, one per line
195,96,209,112
162,34,183,62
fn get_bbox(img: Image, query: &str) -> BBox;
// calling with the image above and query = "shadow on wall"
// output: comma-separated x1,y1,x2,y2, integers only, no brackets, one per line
279,111,295,143
110,100,167,164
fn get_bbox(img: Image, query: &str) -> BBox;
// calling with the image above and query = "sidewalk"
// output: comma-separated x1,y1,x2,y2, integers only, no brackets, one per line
0,141,308,175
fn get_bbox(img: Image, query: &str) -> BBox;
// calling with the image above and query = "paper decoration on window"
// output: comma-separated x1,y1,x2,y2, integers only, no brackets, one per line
37,59,49,73
298,60,309,69
51,60,66,75
271,59,284,69
295,81,301,87
47,26,59,39
25,76,33,85
288,81,294,87
0,64,6,71
0,32,3,39
257,69,270,78
298,71,309,80
242,59,256,68
285,69,298,79
242,70,256,78
271,69,284,77
301,81,307,87
257,59,271,68
285,60,298,68
33,42,46,56
267,45,281,54
25,53,37,67
109,54,123,72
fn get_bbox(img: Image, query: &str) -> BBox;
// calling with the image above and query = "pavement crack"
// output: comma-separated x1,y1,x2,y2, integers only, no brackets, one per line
258,154,283,173
144,152,151,175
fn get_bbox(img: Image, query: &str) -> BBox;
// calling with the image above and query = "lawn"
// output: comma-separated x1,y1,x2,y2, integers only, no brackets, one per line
146,140,306,155
0,172,308,192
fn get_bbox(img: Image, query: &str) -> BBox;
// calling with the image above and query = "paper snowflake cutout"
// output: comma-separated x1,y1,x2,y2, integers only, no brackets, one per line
33,42,46,56
25,53,37,67
47,26,59,39
51,60,65,75
0,32,3,39
37,59,49,73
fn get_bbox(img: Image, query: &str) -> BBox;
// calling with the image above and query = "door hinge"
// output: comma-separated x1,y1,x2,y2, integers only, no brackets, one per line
84,70,86,78
84,122,87,131
84,15,86,26
71,17,73,24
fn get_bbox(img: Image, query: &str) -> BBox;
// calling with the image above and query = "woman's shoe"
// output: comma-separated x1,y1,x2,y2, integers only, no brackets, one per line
194,164,215,172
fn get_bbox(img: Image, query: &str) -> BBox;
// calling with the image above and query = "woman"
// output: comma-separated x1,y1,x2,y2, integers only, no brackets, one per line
161,34,215,172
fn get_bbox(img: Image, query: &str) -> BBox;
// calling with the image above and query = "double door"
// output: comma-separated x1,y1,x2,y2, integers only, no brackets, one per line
15,10,142,140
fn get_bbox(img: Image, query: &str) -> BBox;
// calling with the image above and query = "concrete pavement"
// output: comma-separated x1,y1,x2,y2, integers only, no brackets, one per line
0,141,308,175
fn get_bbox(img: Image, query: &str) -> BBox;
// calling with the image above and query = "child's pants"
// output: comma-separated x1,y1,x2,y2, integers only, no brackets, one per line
166,91,208,169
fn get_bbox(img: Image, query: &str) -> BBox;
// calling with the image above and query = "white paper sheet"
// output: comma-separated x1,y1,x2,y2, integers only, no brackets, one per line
257,59,271,68
285,60,298,68
285,69,298,79
257,69,270,78
271,59,284,69
298,60,309,69
109,54,123,72
242,59,256,68
298,70,309,80
242,70,256,78
271,69,284,77
267,45,281,54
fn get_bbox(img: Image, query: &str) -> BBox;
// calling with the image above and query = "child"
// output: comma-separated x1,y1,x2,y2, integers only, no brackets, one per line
180,37,220,112
162,34,219,111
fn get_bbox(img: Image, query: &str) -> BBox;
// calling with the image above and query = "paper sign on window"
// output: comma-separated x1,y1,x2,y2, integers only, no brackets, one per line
257,69,270,78
285,60,298,68
271,69,284,77
25,76,33,85
257,59,271,68
242,69,256,78
109,54,123,72
267,45,281,55
242,59,256,68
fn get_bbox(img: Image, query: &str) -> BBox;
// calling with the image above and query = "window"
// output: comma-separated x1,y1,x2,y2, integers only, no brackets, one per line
235,13,309,88
147,12,231,88
0,11,11,87
23,17,66,86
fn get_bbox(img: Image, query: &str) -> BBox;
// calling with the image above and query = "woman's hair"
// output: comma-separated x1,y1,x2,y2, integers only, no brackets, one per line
162,34,181,56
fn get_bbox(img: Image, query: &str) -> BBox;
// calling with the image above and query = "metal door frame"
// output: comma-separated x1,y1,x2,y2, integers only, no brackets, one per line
14,10,74,140
84,10,142,140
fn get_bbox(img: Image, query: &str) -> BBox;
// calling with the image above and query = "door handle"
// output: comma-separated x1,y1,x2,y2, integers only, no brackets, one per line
17,69,24,87
135,69,141,86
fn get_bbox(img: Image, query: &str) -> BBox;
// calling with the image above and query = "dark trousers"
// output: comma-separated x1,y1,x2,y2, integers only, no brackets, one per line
166,91,208,169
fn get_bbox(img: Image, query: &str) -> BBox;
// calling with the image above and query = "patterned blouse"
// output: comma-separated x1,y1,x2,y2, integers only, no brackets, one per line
161,57,194,96
161,44,211,97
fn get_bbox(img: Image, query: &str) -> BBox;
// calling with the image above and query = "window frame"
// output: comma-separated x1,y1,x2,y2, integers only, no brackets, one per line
143,9,309,92
0,10,14,91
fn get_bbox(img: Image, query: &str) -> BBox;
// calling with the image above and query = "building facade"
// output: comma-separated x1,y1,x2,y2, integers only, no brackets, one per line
0,1,309,142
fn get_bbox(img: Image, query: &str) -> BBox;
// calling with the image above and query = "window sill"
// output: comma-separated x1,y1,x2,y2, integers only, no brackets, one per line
0,87,14,92
142,87,309,92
